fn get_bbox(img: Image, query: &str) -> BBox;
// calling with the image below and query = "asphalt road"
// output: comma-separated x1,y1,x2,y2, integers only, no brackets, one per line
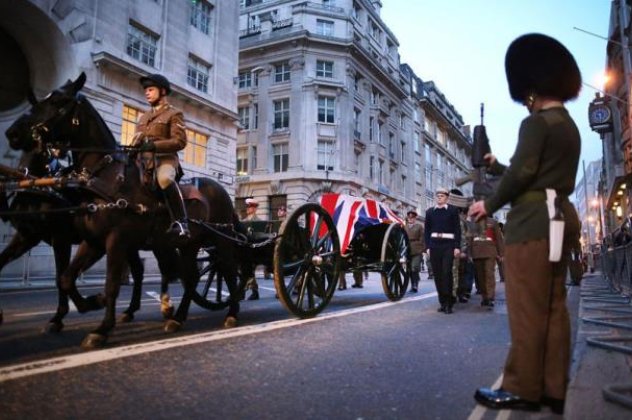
0,273,580,420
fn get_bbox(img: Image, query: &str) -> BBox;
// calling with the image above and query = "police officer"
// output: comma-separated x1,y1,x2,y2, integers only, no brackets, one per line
133,74,189,238
424,187,461,314
470,34,582,414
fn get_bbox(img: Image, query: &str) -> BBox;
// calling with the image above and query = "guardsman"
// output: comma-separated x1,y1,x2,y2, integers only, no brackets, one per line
470,33,582,414
404,209,425,293
424,187,461,314
133,74,189,238
470,217,504,308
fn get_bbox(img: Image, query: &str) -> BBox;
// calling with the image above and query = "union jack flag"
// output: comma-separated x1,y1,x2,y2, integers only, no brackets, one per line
319,193,404,255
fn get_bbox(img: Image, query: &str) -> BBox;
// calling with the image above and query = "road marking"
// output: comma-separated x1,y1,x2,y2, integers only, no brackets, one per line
0,292,436,383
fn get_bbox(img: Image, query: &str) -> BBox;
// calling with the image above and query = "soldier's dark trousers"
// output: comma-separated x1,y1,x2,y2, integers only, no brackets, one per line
501,239,570,402
430,247,455,307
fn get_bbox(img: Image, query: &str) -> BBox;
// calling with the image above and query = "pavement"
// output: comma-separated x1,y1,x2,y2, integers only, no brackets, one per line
565,271,632,419
2,270,632,419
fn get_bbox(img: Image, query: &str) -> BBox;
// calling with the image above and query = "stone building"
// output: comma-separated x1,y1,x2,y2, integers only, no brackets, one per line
0,0,239,282
236,0,472,220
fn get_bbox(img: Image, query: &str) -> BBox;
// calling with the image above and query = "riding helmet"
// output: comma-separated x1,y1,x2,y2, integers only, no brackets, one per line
139,74,172,95
505,33,581,103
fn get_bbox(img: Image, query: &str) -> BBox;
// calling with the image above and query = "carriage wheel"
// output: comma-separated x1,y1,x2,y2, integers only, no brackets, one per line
191,248,245,310
380,223,411,301
274,203,341,318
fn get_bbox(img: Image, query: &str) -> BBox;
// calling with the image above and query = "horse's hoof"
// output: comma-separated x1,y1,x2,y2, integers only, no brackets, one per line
161,306,174,320
224,316,238,329
164,319,182,333
43,322,64,334
119,312,134,323
81,333,107,350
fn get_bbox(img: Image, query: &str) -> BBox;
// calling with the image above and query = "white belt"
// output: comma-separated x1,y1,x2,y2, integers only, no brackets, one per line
473,237,492,241
431,232,455,239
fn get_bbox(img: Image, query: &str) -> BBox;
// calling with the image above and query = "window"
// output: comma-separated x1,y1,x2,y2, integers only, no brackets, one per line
273,99,290,129
252,103,259,129
353,108,361,133
121,105,143,146
369,117,374,142
273,143,289,172
252,146,257,170
187,57,210,92
238,71,257,89
238,106,250,130
377,121,383,144
414,131,421,153
370,20,381,43
378,159,384,184
237,148,248,175
369,156,374,180
190,0,212,34
400,141,405,162
316,19,334,36
388,133,394,157
416,162,422,183
317,140,334,171
322,0,336,9
184,129,208,168
318,96,335,123
274,62,290,83
126,23,158,67
316,60,333,78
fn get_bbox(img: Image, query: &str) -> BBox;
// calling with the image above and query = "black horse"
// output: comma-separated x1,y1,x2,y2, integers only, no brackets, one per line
5,73,241,348
0,147,180,330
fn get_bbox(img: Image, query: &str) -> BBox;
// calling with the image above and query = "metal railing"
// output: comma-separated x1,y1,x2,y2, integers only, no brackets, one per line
601,242,632,297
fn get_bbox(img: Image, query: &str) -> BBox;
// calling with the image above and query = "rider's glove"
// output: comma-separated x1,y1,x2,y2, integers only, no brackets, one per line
139,140,156,152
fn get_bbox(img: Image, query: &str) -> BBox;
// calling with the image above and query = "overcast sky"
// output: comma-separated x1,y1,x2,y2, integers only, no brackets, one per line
381,0,611,182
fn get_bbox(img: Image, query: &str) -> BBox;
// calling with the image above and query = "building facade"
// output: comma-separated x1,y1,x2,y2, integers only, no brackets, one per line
575,159,603,252
0,0,239,281
236,0,472,220
596,0,632,240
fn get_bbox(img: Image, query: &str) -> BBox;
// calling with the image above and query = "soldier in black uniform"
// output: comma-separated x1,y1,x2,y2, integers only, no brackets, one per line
424,187,461,314
132,74,189,238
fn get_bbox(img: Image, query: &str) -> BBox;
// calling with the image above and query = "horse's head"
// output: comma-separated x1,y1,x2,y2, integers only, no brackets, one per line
5,73,87,152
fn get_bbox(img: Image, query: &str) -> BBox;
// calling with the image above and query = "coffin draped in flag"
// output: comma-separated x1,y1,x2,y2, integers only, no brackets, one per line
319,193,404,255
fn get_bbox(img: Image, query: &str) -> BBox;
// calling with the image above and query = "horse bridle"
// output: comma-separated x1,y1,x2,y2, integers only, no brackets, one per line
29,95,82,152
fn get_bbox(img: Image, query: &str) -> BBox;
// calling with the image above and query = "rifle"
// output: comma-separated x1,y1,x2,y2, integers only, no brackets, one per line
455,103,494,199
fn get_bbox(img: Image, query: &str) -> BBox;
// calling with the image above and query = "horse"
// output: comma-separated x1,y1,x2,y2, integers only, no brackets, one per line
5,73,241,349
0,147,180,330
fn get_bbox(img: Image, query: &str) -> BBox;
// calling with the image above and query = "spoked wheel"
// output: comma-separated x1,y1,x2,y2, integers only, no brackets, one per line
274,203,341,318
380,223,411,301
191,248,244,310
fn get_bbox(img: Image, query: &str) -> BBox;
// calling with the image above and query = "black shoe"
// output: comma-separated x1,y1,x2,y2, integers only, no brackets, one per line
351,284,363,288
410,288,418,293
458,296,469,303
437,305,446,313
540,396,564,414
445,306,453,314
474,388,540,411
481,299,495,307
247,290,259,301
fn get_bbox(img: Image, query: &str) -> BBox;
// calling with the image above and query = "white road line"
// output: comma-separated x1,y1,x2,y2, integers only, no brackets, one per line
0,292,436,383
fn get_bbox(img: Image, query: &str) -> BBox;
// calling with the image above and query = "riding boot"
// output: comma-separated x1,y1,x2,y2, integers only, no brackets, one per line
163,183,190,239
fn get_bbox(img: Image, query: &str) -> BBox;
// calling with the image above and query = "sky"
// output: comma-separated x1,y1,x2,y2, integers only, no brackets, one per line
381,0,611,182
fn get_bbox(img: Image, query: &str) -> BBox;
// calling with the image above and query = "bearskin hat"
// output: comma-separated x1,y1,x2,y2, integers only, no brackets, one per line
505,33,581,103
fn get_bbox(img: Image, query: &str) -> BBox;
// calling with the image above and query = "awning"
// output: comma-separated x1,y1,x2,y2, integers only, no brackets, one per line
605,173,632,210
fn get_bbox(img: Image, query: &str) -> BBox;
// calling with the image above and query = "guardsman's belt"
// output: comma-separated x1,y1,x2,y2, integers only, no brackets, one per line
430,232,455,239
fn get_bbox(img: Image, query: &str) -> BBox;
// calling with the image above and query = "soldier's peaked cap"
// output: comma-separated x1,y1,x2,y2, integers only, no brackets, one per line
140,74,172,95
505,33,581,103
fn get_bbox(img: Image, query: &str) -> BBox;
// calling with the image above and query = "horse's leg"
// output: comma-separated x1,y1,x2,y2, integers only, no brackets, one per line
217,240,240,328
61,242,106,313
165,247,197,333
0,232,40,276
45,238,72,333
81,239,127,350
154,247,178,319
120,250,144,323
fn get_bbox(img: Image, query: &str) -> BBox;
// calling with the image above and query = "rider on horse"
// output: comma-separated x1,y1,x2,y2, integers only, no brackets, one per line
132,74,190,239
